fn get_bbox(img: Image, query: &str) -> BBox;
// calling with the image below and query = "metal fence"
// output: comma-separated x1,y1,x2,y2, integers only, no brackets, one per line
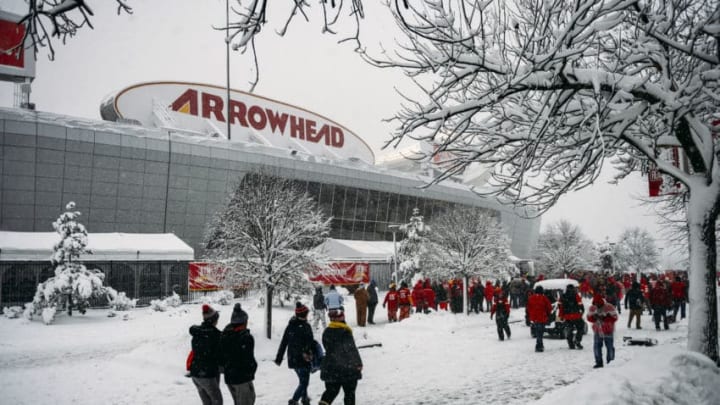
0,261,189,307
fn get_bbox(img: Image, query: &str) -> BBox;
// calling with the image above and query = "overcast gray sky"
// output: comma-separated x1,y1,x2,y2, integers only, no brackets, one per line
0,0,682,267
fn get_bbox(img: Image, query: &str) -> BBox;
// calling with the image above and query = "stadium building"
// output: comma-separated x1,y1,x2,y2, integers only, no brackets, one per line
0,81,541,305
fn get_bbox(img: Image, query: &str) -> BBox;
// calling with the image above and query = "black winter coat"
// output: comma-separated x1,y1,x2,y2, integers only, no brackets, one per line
220,324,257,385
368,281,379,305
624,287,645,310
189,321,222,378
275,317,314,369
320,321,363,383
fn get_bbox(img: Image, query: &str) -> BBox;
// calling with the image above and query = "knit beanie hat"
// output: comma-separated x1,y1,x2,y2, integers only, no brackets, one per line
295,302,309,317
202,304,218,321
328,309,345,321
231,303,248,325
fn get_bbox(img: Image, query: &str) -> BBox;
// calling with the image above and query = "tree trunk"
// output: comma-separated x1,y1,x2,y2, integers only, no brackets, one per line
265,286,273,340
686,188,719,364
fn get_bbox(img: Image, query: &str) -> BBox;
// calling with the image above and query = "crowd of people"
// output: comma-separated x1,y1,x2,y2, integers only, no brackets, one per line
185,271,689,404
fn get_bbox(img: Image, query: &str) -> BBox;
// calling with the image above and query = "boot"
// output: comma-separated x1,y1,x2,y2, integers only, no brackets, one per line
288,400,298,405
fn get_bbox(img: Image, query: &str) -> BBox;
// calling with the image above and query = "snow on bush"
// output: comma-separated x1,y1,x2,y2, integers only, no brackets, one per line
108,290,137,311
149,292,182,312
26,202,133,324
205,290,235,305
3,306,23,319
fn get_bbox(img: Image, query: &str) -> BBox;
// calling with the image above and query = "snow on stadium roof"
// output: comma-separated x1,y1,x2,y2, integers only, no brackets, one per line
0,231,194,261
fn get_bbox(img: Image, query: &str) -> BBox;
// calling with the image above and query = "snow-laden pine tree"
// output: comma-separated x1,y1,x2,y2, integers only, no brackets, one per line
27,202,120,324
203,173,331,339
614,227,660,276
396,208,430,284
424,207,512,313
533,220,595,277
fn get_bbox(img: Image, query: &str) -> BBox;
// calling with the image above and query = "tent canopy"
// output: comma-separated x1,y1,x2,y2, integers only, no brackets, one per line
0,231,194,261
316,239,395,262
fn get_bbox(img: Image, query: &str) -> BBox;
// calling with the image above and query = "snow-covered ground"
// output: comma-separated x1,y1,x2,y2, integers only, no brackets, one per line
1,291,718,405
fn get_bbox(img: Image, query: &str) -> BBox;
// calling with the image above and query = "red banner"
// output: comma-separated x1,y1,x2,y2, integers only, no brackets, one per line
0,19,25,69
189,262,227,292
648,146,684,197
308,262,370,285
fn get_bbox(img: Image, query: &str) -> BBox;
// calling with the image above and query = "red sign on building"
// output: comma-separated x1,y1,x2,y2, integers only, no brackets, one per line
308,262,370,285
0,12,35,82
189,262,228,292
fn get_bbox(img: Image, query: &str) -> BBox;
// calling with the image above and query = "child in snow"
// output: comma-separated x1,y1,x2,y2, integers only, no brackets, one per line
275,302,316,405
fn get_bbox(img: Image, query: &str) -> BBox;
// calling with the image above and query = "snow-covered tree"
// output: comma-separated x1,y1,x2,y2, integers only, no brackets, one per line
425,207,512,313
615,227,660,275
203,173,331,339
27,202,119,324
596,238,622,274
345,0,720,363
396,207,430,284
13,1,133,60
534,220,595,277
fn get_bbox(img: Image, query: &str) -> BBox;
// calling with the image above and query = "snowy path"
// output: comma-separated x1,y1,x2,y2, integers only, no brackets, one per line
0,297,702,405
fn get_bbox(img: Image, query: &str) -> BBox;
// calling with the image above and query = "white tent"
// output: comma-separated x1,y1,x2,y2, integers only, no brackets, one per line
0,231,194,261
315,238,395,262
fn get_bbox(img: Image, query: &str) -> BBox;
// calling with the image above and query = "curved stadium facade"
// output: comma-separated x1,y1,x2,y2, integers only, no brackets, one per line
0,85,540,305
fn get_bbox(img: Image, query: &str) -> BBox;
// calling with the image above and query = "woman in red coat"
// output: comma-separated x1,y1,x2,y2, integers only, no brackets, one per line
422,279,436,312
382,283,399,323
484,281,495,312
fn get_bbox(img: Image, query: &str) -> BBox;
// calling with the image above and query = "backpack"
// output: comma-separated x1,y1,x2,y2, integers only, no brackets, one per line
561,293,580,314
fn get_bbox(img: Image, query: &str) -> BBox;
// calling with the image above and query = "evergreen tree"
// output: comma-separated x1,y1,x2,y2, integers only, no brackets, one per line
27,202,119,324
396,208,429,284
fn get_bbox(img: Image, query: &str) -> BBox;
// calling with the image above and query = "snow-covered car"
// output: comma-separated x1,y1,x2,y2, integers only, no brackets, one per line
530,278,588,339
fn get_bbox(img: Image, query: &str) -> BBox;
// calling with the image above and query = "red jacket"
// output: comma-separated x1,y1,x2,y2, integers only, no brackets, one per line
398,287,413,306
491,299,511,319
412,284,425,308
383,289,399,311
650,284,672,307
484,283,495,301
527,293,552,324
670,281,687,300
587,301,618,337
423,286,436,309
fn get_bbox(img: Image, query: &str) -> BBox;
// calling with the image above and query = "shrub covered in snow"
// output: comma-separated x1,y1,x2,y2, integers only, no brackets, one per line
108,289,137,311
26,202,132,324
149,292,183,312
3,306,23,319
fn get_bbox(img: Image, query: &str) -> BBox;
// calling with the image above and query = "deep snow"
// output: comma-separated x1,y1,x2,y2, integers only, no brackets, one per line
1,291,718,405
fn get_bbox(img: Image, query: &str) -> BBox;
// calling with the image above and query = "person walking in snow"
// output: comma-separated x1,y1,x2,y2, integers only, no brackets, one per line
312,286,328,331
324,285,344,311
484,280,495,312
670,276,687,321
587,294,618,368
353,283,369,327
383,283,399,322
318,309,363,405
367,280,379,324
411,280,426,314
275,303,316,405
558,284,585,350
490,293,512,341
527,285,552,352
189,304,223,405
423,279,436,313
397,281,413,321
220,303,257,405
649,279,672,330
624,281,645,329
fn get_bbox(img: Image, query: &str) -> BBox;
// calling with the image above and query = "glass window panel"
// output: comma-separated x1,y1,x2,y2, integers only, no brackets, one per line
343,187,358,221
319,183,334,219
332,186,346,218
367,190,379,223
397,194,410,224
355,188,369,221
376,192,389,223
388,193,400,223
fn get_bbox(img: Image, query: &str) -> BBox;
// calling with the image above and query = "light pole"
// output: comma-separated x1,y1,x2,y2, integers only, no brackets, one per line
388,224,400,284
225,0,231,140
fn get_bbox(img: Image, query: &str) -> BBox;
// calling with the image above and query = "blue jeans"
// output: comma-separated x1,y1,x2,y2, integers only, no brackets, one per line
532,323,545,349
292,367,311,402
593,334,615,365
